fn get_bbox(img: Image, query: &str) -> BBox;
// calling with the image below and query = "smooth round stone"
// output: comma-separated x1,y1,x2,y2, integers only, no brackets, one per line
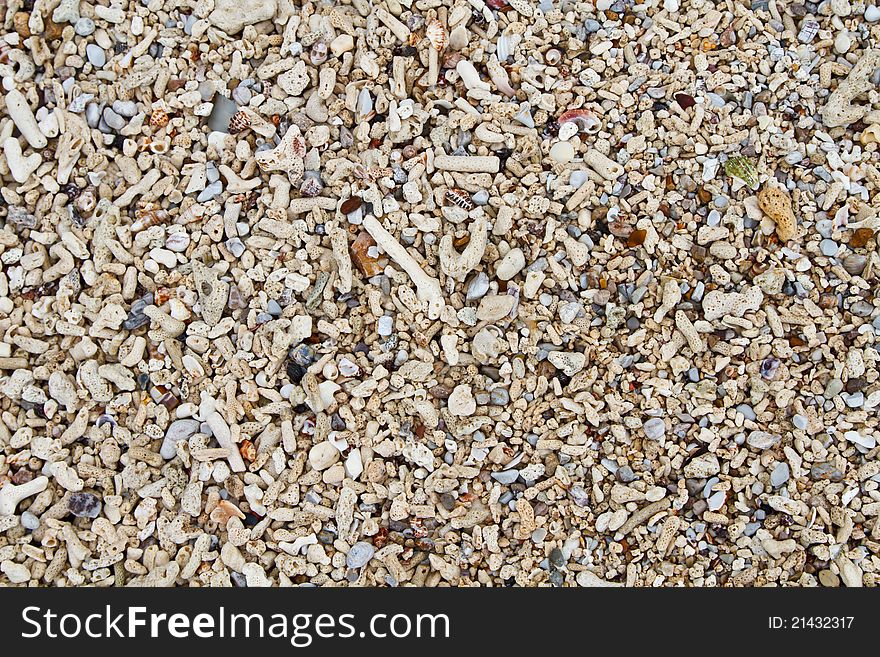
20,511,39,531
267,300,282,316
842,254,866,275
825,378,844,397
819,239,838,256
489,387,510,405
549,141,575,164
112,99,138,117
472,189,489,205
496,248,526,280
86,44,106,68
867,5,880,21
491,470,518,484
102,107,126,130
770,462,790,488
74,17,95,36
85,102,101,128
232,85,252,105
377,315,393,336
792,414,808,430
308,441,339,471
642,417,665,440
346,542,375,569
819,570,840,587
736,404,756,421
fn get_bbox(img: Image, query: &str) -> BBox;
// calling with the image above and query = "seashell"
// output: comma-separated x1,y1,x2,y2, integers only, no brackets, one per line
558,108,600,133
239,439,256,462
797,19,819,44
165,231,191,252
426,19,448,51
150,108,169,129
443,51,463,69
310,41,328,66
723,155,760,189
544,48,561,66
132,203,168,232
74,187,96,215
356,87,374,122
496,33,520,62
514,103,535,129
300,173,323,197
209,499,245,524
227,110,250,134
445,188,475,211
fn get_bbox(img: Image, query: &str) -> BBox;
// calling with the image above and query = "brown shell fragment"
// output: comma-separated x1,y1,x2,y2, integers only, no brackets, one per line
350,231,385,277
757,185,797,242
850,228,874,248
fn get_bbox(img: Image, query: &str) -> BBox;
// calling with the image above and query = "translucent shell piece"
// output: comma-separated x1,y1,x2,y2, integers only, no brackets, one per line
723,155,760,189
558,108,600,133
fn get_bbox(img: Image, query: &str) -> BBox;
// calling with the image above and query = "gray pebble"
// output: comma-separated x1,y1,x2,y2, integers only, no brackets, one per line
842,254,866,275
819,239,838,257
472,189,490,205
232,85,253,105
706,490,726,511
225,237,245,258
86,44,106,68
824,378,843,397
207,94,240,133
102,107,126,131
267,300,282,316
85,102,101,128
74,17,95,36
736,404,756,421
198,180,223,203
112,100,138,118
810,462,844,482
844,392,864,408
489,387,510,405
491,470,519,484
616,465,636,483
346,542,375,569
206,162,221,183
20,511,39,531
770,462,790,488
642,417,665,440
569,485,590,507
466,272,490,302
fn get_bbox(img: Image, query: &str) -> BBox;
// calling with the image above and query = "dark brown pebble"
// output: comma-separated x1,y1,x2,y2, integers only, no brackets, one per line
340,196,362,214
